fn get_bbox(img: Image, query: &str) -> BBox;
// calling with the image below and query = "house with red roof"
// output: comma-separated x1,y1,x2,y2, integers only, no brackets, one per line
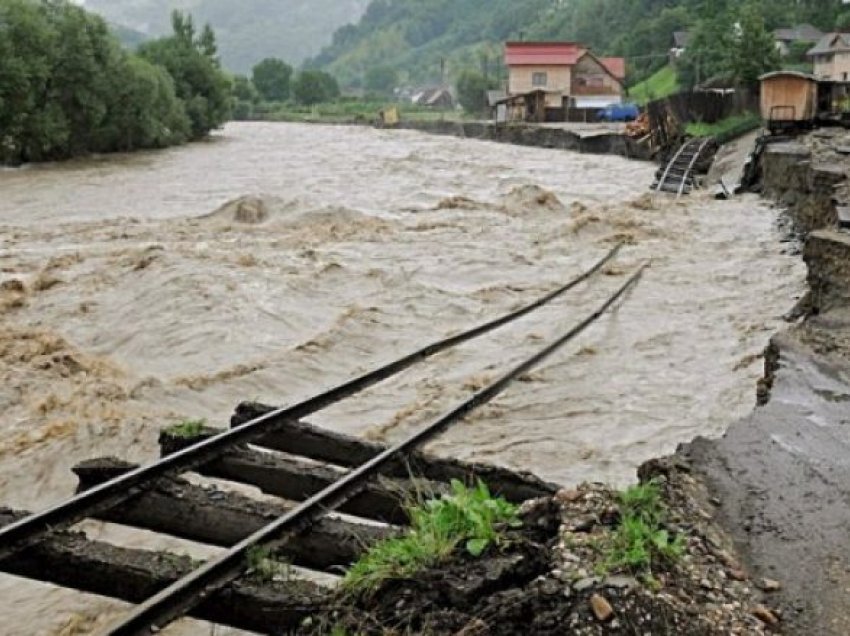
504,42,626,120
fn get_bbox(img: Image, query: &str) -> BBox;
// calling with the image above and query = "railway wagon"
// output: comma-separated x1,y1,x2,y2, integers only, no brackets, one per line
759,70,817,132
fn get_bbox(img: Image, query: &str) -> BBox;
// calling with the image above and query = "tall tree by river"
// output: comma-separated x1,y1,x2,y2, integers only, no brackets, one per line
0,0,228,165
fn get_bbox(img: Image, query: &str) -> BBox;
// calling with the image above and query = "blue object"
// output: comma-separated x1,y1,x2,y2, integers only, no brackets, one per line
597,103,639,122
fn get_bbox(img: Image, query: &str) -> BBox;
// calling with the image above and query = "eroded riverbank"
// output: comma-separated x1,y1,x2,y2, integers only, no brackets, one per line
0,122,804,633
675,129,850,635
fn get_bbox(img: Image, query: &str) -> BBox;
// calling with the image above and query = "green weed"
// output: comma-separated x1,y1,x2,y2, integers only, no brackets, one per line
685,113,761,143
342,479,521,596
246,545,292,582
165,418,207,438
600,480,685,576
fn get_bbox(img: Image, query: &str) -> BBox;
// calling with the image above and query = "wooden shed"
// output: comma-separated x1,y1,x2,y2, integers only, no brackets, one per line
759,71,817,131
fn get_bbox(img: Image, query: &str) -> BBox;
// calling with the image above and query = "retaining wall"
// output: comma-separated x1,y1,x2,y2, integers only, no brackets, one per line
394,120,652,161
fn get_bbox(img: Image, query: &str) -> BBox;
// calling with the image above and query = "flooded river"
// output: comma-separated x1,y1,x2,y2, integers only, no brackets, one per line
0,122,804,633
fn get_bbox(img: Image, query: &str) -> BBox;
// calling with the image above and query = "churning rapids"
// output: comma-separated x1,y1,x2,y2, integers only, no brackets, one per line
0,122,803,634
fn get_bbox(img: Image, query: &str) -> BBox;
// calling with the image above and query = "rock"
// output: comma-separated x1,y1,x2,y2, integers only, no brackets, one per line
604,576,638,590
752,605,780,626
555,488,582,503
455,618,488,636
590,594,614,622
759,578,782,592
716,550,741,569
727,568,748,581
574,577,601,592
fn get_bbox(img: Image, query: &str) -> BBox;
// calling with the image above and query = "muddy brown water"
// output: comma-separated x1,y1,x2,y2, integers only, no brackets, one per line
0,122,804,634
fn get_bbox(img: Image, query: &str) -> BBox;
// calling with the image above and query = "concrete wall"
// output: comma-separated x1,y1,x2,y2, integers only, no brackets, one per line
394,120,652,161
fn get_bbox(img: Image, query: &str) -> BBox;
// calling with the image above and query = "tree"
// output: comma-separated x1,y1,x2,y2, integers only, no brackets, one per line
0,0,192,164
836,12,850,31
292,70,340,105
198,23,219,66
730,1,780,86
677,14,735,88
252,58,293,102
138,12,231,138
456,70,494,114
364,65,398,95
232,75,259,102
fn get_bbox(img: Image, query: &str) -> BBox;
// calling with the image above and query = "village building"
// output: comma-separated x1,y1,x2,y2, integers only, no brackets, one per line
774,24,824,57
808,32,850,81
673,24,823,60
502,42,625,122
410,86,454,109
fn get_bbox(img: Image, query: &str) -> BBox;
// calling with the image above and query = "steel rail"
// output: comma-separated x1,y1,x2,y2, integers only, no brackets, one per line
0,245,622,559
677,137,712,199
655,137,697,193
109,262,649,636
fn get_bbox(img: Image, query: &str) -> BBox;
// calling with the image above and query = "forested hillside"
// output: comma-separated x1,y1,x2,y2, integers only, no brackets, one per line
81,0,369,72
309,0,846,87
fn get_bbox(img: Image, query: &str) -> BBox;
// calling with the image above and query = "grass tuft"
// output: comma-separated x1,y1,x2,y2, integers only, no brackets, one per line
600,480,684,576
684,113,761,143
246,545,292,582
342,479,521,596
628,65,679,105
165,418,207,438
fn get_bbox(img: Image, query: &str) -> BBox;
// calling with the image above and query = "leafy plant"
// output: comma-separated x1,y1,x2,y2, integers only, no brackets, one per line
166,418,207,438
343,479,521,595
600,480,684,576
246,545,292,582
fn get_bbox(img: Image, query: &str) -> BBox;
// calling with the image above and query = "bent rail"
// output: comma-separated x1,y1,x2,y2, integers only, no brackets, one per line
0,246,622,559
109,262,649,636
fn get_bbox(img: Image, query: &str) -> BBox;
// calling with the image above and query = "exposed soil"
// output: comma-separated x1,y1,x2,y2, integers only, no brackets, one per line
303,469,777,635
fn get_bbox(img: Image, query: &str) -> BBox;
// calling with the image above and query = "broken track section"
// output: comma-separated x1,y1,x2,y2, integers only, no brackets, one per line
0,415,558,634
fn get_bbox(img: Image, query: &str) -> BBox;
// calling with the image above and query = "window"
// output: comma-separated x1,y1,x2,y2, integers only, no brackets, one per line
532,72,548,87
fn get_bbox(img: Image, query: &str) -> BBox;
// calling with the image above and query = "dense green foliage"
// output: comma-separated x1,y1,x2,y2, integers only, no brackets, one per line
138,11,230,139
310,0,846,88
364,64,398,95
344,480,521,596
83,0,370,73
252,58,293,101
0,1,229,165
456,70,496,114
292,70,341,106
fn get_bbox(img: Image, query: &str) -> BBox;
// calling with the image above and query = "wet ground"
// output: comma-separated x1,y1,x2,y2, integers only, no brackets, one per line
0,122,805,633
679,129,850,635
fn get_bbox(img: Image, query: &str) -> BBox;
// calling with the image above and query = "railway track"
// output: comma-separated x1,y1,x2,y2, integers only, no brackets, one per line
653,137,715,197
0,246,647,635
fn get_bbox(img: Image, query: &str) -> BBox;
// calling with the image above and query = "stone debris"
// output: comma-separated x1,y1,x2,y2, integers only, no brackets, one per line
751,604,780,626
589,593,614,622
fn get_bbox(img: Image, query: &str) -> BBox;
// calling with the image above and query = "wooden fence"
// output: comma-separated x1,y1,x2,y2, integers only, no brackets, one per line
647,88,759,153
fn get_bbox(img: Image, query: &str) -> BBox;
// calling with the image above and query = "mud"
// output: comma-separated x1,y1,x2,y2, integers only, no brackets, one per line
0,122,803,632
307,474,774,636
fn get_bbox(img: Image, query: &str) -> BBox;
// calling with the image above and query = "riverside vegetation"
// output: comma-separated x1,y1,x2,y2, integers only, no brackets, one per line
0,0,229,165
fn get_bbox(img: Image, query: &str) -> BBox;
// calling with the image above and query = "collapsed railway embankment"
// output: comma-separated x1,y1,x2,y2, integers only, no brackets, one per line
672,129,850,636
